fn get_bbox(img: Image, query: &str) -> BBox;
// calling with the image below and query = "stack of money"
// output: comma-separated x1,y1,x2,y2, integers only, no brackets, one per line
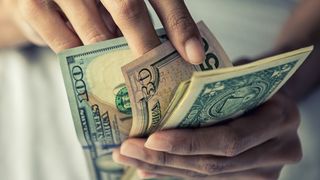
59,21,313,180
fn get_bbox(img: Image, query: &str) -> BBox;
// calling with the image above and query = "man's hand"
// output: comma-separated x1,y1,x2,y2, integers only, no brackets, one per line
102,0,205,63
113,93,302,179
1,0,204,64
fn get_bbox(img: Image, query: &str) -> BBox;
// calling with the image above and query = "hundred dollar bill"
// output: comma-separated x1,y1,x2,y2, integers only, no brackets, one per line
59,30,167,180
159,46,313,130
122,21,233,137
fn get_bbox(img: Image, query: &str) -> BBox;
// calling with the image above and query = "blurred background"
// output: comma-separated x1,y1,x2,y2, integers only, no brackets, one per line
0,0,319,179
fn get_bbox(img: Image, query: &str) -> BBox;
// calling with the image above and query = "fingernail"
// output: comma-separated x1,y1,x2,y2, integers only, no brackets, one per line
145,134,172,152
120,142,145,159
185,37,205,64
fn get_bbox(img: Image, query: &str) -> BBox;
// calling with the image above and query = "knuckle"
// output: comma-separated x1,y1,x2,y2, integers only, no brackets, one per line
273,94,301,131
155,152,170,166
168,142,180,153
272,134,302,165
184,134,200,154
112,0,144,21
223,127,242,157
198,158,224,175
287,138,303,164
160,130,200,154
165,131,198,154
277,108,300,134
165,8,195,34
51,39,80,53
85,30,108,44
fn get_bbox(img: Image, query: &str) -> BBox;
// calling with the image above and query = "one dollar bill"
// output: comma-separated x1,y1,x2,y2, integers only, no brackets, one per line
159,46,313,130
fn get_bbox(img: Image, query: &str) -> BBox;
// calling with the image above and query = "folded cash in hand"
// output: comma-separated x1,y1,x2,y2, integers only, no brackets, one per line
59,21,313,180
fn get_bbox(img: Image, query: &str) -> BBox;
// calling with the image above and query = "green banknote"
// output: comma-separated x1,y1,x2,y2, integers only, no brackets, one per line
59,30,168,180
59,18,313,180
160,46,313,130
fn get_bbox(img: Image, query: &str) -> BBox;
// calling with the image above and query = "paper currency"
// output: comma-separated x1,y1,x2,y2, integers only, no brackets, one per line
122,21,233,137
59,30,167,180
59,19,313,180
159,46,313,130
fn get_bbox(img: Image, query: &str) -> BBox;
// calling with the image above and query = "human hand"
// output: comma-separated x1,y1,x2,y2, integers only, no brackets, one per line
101,0,205,63
2,0,204,64
2,0,119,51
113,92,302,179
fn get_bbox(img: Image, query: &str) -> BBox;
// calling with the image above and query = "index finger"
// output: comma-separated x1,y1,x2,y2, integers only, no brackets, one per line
150,0,205,64
101,0,160,56
145,94,299,156
20,1,81,52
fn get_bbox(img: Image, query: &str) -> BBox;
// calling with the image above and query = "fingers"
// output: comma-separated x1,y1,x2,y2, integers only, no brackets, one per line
117,133,300,176
19,0,81,52
113,148,206,179
149,0,205,64
98,3,121,37
114,149,283,180
145,94,299,156
101,0,160,56
55,0,115,45
138,167,283,180
114,93,300,179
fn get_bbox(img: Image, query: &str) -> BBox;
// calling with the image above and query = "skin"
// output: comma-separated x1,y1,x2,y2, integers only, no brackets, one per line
112,0,320,179
0,3,29,48
0,0,205,64
277,0,320,101
1,0,320,179
113,93,301,179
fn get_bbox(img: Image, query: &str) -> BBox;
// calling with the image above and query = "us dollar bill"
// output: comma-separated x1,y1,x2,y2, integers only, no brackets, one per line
122,21,233,137
159,46,313,130
59,30,168,180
